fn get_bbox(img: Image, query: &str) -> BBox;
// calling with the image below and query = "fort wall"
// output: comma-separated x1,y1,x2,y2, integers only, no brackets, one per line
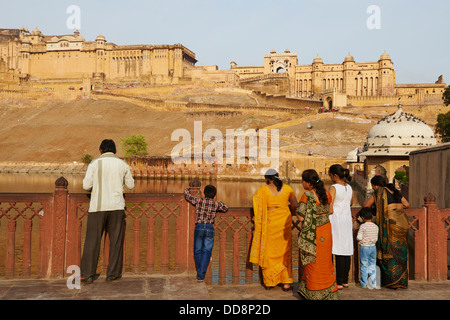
253,91,322,110
1,27,447,113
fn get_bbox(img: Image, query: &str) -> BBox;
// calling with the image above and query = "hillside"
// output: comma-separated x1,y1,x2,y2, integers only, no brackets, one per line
0,98,289,162
0,87,387,163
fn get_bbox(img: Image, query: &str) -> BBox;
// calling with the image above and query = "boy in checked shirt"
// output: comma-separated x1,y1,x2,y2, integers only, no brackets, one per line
184,180,228,282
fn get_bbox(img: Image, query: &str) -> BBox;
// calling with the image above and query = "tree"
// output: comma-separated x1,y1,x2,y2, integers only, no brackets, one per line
81,154,93,164
443,85,450,107
436,111,450,143
394,170,408,185
121,134,148,158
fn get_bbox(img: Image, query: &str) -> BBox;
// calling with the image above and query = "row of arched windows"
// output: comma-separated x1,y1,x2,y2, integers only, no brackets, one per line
355,77,379,96
295,76,381,96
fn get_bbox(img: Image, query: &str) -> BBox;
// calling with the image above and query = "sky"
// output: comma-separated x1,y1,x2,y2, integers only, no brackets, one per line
1,0,449,84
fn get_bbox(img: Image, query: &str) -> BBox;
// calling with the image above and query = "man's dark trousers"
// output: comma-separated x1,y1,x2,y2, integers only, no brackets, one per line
81,210,126,279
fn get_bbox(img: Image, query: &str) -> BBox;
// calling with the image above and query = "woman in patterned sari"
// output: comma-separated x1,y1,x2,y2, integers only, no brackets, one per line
296,169,339,300
364,175,410,289
250,169,298,291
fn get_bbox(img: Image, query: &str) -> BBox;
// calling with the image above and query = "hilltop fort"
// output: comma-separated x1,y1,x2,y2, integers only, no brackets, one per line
0,27,446,110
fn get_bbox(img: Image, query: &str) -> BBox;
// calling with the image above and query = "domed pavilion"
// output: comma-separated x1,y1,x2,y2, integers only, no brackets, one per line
354,104,436,192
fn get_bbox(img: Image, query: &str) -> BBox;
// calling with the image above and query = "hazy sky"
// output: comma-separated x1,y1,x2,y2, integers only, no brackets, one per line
1,0,449,84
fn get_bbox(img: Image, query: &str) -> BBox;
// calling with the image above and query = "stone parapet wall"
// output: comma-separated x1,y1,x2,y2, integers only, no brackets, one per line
0,161,86,174
348,92,445,107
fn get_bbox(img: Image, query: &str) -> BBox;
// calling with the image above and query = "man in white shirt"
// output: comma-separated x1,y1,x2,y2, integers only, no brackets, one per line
81,139,134,284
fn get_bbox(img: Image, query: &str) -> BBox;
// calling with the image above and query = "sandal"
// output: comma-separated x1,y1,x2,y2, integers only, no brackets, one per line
337,285,344,290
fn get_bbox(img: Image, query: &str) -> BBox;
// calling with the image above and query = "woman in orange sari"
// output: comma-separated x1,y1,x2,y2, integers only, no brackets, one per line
297,169,339,300
250,169,298,291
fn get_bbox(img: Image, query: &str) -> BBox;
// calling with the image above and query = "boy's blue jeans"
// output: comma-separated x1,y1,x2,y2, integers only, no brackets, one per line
194,224,215,280
359,245,377,287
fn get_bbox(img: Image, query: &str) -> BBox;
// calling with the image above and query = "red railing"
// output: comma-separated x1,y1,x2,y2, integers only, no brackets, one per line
0,178,448,283
0,193,53,278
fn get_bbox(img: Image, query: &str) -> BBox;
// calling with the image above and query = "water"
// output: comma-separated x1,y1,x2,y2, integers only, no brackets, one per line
0,173,363,207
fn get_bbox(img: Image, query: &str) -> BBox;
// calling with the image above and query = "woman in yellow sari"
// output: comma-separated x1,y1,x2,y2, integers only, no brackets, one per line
250,169,298,291
297,169,339,300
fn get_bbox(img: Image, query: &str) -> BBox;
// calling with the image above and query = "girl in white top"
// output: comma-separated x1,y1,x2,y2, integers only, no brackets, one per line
328,164,353,289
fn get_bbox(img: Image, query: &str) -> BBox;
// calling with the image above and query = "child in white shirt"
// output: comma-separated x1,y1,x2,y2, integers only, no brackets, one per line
356,207,379,289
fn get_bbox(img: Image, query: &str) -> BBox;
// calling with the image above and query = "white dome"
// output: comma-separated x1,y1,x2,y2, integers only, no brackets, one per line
368,108,434,139
361,108,436,156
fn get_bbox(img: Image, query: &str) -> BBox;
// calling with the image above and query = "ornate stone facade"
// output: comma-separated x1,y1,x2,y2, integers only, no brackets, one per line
1,27,446,109
0,27,197,85
233,49,446,104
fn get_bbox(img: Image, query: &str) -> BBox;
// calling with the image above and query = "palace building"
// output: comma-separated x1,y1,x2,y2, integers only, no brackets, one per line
227,49,446,109
232,49,395,97
0,27,197,84
0,27,446,110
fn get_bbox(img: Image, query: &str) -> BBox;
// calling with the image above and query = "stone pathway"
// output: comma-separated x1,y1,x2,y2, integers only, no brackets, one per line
0,276,448,301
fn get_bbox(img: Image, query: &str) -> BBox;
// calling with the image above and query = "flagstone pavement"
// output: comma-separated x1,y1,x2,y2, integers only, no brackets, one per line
0,275,449,301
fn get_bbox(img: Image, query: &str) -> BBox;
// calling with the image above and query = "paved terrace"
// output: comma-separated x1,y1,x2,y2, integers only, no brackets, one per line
1,184,448,309
1,275,449,300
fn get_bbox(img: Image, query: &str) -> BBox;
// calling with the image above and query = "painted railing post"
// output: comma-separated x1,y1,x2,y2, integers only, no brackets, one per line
424,193,447,281
65,194,84,276
187,179,201,275
411,207,427,282
177,196,190,273
5,219,16,279
48,177,69,278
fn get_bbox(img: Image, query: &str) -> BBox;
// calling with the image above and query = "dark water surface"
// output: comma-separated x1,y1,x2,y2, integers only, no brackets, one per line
0,173,364,207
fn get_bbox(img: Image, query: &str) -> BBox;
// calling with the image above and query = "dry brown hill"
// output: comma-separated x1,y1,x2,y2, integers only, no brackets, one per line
278,116,374,157
0,98,288,162
1,83,446,164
